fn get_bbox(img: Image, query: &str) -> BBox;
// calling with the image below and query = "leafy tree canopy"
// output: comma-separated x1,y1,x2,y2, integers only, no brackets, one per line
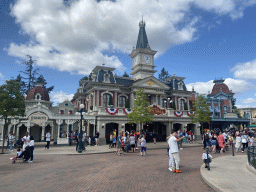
158,67,170,82
0,78,25,153
190,95,211,125
36,75,54,93
127,89,154,124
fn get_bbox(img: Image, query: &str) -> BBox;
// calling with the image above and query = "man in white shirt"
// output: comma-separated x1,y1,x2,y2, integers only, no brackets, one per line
82,131,87,150
168,131,185,173
22,132,30,151
45,131,51,150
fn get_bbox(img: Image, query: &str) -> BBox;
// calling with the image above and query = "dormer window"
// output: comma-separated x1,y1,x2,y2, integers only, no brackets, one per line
178,81,183,90
69,110,73,115
60,110,64,114
35,94,41,100
104,73,110,83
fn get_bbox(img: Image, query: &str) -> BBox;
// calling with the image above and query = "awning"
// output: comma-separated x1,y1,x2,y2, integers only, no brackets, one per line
247,125,256,127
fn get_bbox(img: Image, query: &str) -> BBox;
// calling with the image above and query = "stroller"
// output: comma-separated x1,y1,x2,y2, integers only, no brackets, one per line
12,146,30,164
124,144,131,152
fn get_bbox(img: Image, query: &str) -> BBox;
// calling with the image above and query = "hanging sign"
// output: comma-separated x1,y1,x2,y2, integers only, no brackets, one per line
174,111,183,117
106,108,119,115
123,108,132,115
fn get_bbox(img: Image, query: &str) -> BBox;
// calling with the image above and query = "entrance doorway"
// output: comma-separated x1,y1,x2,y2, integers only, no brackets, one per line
30,125,42,142
19,124,27,139
125,123,136,133
187,124,195,134
173,123,182,132
105,123,118,144
144,122,166,141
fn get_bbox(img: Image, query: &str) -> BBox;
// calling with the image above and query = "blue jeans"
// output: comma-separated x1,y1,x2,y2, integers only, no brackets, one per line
9,143,13,151
30,146,34,161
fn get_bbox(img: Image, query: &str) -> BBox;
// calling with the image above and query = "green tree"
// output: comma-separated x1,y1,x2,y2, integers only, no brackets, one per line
20,55,39,94
122,71,129,77
36,75,54,93
0,79,25,153
125,99,130,108
190,95,211,130
158,67,170,82
108,95,113,106
127,89,154,131
231,98,237,110
15,74,26,94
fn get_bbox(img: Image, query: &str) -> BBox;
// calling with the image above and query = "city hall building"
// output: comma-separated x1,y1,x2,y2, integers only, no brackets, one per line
1,20,200,144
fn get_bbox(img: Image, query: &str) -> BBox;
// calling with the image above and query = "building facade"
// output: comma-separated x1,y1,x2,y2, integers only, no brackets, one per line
1,20,202,145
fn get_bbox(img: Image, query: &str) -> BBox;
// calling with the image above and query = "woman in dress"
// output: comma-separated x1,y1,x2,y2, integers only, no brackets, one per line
218,132,225,153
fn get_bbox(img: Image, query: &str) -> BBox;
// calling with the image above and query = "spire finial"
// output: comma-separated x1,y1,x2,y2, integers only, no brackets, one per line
102,60,105,66
142,15,143,23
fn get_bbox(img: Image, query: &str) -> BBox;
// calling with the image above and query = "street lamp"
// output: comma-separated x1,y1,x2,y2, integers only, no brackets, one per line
76,104,86,153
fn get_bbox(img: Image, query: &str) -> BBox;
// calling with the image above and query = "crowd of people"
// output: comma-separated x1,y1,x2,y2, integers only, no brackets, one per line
202,128,255,154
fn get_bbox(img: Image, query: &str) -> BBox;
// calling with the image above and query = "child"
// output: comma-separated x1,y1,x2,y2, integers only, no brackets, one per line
202,149,212,168
88,137,91,146
112,137,116,148
235,134,242,152
10,148,23,160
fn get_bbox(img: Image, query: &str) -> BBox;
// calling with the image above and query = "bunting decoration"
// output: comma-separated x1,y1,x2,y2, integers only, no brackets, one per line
174,111,183,117
106,108,119,115
187,111,195,117
123,108,132,115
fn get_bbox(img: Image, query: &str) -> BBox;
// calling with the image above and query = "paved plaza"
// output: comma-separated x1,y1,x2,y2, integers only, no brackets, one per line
0,143,239,192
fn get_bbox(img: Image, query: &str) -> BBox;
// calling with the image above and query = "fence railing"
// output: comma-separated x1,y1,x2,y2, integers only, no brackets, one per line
247,146,256,169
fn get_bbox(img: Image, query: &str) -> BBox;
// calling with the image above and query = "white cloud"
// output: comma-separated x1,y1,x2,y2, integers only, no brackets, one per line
236,104,256,109
6,0,255,75
231,59,256,80
0,72,4,79
186,78,251,94
242,98,256,104
50,90,74,105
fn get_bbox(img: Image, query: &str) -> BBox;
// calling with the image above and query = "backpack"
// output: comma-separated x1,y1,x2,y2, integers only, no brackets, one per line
205,133,209,140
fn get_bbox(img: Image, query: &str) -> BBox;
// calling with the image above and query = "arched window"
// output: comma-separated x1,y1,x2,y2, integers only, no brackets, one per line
119,96,126,108
104,73,110,82
103,94,110,107
35,94,41,100
178,81,183,90
162,99,167,108
69,110,73,115
178,99,185,111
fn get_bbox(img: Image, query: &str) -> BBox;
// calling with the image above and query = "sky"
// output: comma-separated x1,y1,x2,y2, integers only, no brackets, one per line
1,0,256,108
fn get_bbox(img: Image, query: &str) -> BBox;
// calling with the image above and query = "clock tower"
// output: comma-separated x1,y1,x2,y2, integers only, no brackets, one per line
129,20,157,80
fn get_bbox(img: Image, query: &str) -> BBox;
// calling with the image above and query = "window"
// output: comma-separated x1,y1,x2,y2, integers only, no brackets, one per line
104,73,110,82
119,96,126,108
69,110,73,115
162,99,167,108
35,94,41,100
178,81,183,90
60,110,64,114
178,99,185,110
103,94,110,107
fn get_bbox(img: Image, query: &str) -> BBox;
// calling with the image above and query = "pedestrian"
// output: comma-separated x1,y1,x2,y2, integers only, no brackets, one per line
129,133,136,152
69,131,72,146
140,135,146,156
169,131,185,173
76,132,80,151
95,131,100,146
82,131,87,150
116,132,122,155
217,132,225,153
249,135,254,147
211,133,217,153
45,131,51,150
204,130,211,150
28,136,34,163
235,134,242,152
153,131,156,145
9,132,15,152
109,132,113,149
241,133,249,152
202,149,212,168
167,134,173,171
22,132,30,151
88,137,91,146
